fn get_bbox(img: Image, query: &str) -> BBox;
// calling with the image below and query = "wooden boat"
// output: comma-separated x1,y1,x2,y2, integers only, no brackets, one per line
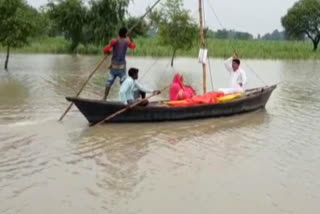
65,0,277,125
66,85,276,124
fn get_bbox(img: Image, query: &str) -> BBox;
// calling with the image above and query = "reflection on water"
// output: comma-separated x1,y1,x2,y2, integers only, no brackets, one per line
0,54,320,214
0,76,29,122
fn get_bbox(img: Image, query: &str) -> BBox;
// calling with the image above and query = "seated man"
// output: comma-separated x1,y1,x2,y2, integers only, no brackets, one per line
119,68,160,106
170,73,196,101
219,53,247,94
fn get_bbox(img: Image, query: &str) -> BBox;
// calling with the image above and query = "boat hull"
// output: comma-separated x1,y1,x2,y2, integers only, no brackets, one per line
66,85,276,124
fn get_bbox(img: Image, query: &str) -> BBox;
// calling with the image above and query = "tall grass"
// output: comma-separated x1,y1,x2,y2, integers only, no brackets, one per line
10,37,70,54
0,36,319,59
132,38,319,60
205,39,319,59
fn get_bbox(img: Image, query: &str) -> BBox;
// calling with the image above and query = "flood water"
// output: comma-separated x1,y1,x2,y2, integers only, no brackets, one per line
0,54,319,214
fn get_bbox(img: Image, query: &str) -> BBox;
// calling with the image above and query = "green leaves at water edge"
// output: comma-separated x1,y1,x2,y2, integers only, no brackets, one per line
149,0,198,65
282,0,320,51
0,0,38,48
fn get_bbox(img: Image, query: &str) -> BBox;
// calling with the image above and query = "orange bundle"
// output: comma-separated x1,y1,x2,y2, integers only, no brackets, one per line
165,92,225,107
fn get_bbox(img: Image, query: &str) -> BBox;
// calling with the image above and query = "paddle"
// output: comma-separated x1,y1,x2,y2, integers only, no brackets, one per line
92,86,169,126
58,0,162,122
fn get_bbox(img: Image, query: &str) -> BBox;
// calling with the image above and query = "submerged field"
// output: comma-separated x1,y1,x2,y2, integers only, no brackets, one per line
1,55,320,214
1,36,319,60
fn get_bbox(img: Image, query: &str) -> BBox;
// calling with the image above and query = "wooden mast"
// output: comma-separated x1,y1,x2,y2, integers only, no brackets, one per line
199,0,207,94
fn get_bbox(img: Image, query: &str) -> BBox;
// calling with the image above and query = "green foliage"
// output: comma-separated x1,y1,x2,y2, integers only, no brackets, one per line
281,0,320,50
151,0,198,65
124,17,149,38
261,30,285,41
215,29,228,39
131,38,319,60
204,28,215,38
37,8,60,37
158,14,198,50
0,0,38,48
86,0,130,45
0,0,39,69
45,0,130,48
2,37,319,60
47,0,87,51
213,29,253,40
234,32,253,40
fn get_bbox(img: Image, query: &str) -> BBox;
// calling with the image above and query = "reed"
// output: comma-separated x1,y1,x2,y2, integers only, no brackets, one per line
0,36,319,60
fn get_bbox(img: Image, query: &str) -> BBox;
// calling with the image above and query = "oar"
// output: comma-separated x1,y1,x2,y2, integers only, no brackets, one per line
58,0,162,122
92,86,169,126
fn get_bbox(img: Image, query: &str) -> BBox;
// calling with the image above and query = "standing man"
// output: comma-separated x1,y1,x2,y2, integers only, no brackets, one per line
102,27,136,100
219,53,247,94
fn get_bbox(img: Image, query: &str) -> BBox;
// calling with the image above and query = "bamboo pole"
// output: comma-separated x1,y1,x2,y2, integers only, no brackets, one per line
128,0,161,33
199,0,207,94
58,55,109,121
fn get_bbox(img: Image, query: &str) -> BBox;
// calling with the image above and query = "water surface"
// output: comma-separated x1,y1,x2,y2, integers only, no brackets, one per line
0,54,319,214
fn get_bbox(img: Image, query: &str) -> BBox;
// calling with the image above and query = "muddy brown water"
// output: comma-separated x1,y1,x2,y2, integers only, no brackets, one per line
0,54,319,214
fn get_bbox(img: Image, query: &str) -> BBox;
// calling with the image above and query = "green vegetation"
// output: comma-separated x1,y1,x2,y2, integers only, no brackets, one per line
0,37,72,54
282,0,320,51
260,30,285,41
213,29,253,40
46,0,130,50
150,0,198,66
1,36,319,60
128,38,320,60
125,17,149,38
85,0,129,45
0,0,40,69
47,0,87,51
0,0,319,64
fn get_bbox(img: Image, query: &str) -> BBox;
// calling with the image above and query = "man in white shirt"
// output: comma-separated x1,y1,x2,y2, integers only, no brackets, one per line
219,53,247,94
119,68,160,106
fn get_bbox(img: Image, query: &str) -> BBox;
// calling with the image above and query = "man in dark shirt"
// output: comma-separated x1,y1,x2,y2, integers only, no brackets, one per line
102,27,136,100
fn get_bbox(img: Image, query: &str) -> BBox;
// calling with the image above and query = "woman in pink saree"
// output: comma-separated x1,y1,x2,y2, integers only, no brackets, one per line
170,73,196,101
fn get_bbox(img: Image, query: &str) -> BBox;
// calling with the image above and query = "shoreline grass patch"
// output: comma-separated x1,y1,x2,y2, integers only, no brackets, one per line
0,37,319,60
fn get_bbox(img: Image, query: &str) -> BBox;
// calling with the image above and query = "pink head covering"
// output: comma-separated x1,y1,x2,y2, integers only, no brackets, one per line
170,73,195,101
170,74,183,101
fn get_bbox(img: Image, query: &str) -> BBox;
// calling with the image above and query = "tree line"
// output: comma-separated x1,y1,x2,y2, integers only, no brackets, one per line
1,0,319,69
0,0,153,69
0,0,198,69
